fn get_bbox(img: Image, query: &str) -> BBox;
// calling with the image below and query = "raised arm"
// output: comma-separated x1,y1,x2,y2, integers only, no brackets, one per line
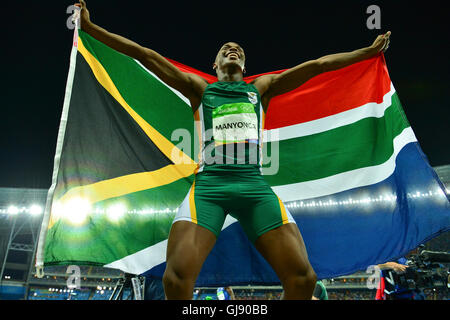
254,32,391,106
75,0,207,108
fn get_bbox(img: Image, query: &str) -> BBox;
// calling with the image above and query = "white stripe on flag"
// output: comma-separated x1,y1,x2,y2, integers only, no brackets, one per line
273,126,417,202
133,59,191,107
104,215,238,275
36,27,80,270
264,83,396,142
133,60,396,145
198,103,206,173
104,128,416,275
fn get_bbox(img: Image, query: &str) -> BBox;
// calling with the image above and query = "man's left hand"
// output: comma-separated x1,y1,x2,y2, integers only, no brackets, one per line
370,31,391,53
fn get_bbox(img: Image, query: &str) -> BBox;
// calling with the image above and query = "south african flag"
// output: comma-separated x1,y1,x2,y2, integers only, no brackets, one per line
36,25,449,285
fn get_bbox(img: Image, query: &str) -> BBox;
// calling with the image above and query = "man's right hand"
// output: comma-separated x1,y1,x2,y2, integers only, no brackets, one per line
74,0,91,29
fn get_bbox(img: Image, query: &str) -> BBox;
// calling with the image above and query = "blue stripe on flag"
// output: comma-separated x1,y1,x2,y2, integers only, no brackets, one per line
143,142,449,286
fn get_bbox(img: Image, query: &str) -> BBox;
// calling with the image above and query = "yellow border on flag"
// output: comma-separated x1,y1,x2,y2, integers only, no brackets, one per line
77,36,194,166
47,37,198,229
48,163,197,229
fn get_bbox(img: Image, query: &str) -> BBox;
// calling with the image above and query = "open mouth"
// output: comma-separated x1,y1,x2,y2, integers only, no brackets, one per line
226,52,239,59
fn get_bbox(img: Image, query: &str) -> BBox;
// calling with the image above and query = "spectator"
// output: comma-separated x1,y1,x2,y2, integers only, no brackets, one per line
217,286,235,300
311,281,328,300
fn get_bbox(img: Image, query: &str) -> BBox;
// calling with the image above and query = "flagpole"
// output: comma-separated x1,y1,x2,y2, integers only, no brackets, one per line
35,7,81,278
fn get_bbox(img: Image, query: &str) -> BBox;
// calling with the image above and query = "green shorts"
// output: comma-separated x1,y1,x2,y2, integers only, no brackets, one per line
173,166,295,243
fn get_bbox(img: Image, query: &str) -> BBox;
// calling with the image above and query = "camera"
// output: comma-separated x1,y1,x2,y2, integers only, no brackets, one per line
383,248,450,300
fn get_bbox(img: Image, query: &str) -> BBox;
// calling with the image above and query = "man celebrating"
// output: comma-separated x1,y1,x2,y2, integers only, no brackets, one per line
75,0,390,300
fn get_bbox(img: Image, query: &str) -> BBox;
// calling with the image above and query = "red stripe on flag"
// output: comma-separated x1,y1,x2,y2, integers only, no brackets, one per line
169,54,390,129
167,58,218,84
264,54,391,129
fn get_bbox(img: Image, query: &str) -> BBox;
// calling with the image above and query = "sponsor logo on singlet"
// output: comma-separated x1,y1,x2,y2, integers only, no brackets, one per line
247,91,258,104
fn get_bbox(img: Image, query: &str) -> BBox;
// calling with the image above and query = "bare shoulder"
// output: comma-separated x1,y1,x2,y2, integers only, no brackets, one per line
251,74,276,97
187,73,209,95
185,73,209,110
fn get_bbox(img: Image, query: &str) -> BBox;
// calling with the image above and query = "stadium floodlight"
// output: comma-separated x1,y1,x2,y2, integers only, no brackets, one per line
29,204,43,215
7,205,19,215
62,197,92,225
106,203,127,223
435,188,445,197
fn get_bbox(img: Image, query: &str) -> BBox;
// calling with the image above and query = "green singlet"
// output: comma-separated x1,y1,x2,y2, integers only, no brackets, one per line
173,81,295,242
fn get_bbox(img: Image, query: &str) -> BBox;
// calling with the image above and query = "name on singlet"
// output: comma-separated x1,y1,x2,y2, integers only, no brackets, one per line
212,102,258,144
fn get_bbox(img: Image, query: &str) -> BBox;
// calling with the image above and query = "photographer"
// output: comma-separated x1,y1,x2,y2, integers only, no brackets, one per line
375,256,426,300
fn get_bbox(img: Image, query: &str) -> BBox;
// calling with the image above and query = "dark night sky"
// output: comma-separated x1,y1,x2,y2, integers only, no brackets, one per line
1,0,449,189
